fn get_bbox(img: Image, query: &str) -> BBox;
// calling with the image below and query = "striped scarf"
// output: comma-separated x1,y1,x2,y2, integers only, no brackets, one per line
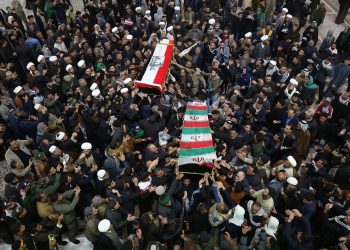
329,216,350,231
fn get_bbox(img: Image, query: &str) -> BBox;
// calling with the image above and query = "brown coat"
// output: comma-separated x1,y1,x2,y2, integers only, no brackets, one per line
293,129,311,156
36,201,54,219
217,175,245,204
14,95,24,110
292,129,311,167
108,137,142,156
84,218,100,243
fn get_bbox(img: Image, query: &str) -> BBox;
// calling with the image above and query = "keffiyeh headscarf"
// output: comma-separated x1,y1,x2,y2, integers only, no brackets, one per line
37,122,47,136
299,120,308,132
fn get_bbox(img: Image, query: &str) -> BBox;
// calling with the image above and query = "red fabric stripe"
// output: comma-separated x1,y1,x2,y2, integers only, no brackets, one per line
183,120,210,127
203,162,214,168
187,104,207,110
180,140,213,149
134,82,164,93
153,44,173,84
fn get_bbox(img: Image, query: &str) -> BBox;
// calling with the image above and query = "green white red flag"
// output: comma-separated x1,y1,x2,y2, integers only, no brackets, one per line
178,102,217,171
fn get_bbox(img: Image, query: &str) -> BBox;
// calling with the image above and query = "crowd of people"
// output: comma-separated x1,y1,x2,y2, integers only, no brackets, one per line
0,0,350,249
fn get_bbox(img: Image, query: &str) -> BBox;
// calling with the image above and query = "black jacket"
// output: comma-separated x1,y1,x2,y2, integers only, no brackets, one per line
94,233,115,250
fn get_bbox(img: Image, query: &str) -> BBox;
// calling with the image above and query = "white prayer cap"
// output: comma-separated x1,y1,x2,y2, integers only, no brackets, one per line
286,14,293,19
81,142,92,150
287,176,298,185
261,35,269,41
282,8,288,13
98,219,111,233
111,27,118,33
13,86,23,94
120,87,129,94
209,18,215,25
126,34,133,40
287,155,297,167
174,6,180,11
37,55,45,63
97,170,106,181
77,60,85,68
289,78,298,86
90,83,98,91
145,10,151,14
34,104,41,110
245,32,252,38
92,89,101,97
49,56,58,62
26,62,35,70
124,78,132,84
66,64,73,72
49,145,57,153
166,26,173,32
159,21,166,26
135,6,142,11
269,60,277,66
56,132,65,141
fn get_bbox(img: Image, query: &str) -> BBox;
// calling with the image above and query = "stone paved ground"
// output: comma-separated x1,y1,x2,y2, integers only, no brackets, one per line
319,0,350,40
0,161,9,200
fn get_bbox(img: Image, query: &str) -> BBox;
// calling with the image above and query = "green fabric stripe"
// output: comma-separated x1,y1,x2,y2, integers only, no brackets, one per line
179,146,215,156
186,109,208,116
182,127,211,134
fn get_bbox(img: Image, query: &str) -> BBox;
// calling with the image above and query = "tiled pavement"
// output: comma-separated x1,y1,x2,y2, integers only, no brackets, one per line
318,0,350,41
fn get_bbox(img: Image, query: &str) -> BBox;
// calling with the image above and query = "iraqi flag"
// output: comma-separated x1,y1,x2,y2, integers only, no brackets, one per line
178,102,217,175
134,39,174,94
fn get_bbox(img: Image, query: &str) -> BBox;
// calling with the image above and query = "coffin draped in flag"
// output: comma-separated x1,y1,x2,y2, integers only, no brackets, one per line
178,102,217,174
134,39,174,94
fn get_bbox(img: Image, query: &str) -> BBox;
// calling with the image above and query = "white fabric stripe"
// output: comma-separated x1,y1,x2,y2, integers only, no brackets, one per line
188,102,207,107
178,152,217,165
181,133,213,142
184,114,209,122
141,43,169,83
135,81,163,87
